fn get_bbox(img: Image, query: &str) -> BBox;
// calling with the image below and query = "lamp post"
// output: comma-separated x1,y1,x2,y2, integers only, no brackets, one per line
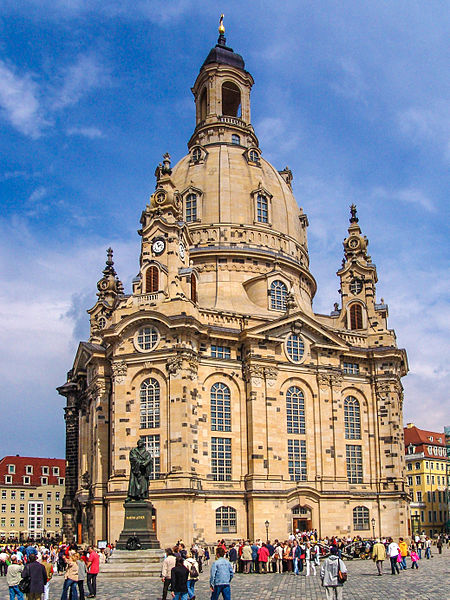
371,518,376,539
265,520,270,543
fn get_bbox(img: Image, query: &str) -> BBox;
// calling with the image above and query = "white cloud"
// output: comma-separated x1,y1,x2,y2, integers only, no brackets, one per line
371,186,435,212
398,102,450,163
28,186,49,203
330,58,368,103
66,126,104,139
0,60,48,138
52,54,110,110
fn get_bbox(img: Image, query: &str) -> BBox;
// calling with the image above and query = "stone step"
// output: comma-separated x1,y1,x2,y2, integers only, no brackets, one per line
99,549,164,577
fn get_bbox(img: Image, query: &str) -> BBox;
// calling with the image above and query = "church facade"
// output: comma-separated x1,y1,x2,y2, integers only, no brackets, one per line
58,27,410,546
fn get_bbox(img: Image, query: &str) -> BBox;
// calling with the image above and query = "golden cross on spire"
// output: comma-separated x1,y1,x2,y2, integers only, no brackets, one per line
219,14,225,35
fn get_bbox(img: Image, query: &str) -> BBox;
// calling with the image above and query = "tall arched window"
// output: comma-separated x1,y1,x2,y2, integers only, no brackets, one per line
257,194,268,223
349,303,363,329
185,193,197,222
146,266,159,293
140,378,160,429
353,506,369,530
344,396,361,439
270,280,287,310
222,81,241,117
191,274,197,303
216,506,237,533
199,87,207,121
210,382,231,432
286,386,305,434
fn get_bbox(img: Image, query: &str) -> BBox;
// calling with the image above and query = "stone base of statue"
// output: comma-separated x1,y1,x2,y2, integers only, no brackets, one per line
116,500,161,550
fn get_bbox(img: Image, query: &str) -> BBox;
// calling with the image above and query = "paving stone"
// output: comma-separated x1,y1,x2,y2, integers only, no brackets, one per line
0,549,447,600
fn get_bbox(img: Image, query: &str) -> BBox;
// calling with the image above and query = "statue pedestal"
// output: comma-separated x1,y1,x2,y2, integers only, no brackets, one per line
116,501,160,550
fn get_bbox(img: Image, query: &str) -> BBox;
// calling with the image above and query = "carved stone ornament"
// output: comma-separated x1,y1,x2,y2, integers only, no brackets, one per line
166,350,199,380
243,364,264,387
112,360,127,384
318,373,331,389
81,471,91,490
329,373,343,389
166,355,183,376
264,367,279,387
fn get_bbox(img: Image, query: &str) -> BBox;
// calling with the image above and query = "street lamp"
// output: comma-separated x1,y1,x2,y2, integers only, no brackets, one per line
371,518,376,539
264,520,270,543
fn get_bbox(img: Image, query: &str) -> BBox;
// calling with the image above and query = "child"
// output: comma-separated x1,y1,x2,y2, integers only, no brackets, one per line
410,549,419,569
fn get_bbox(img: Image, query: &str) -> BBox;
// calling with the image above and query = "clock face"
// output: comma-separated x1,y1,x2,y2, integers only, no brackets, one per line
179,242,185,260
156,192,165,204
152,238,165,255
350,278,363,295
348,238,359,249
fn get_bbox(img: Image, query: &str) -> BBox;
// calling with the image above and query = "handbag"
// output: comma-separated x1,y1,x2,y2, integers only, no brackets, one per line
18,575,31,594
337,559,347,583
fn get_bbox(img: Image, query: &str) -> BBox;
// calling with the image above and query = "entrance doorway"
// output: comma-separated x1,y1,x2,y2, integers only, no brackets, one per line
292,505,312,533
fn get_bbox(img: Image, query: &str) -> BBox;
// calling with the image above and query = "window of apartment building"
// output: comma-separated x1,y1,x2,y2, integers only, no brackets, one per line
425,461,429,469
23,476,30,485
46,518,51,527
7,464,15,474
25,466,33,475
19,504,24,513
215,506,237,533
58,478,65,486
1,491,6,499
286,386,305,434
55,505,60,511
10,491,16,500
55,492,60,501
20,491,25,500
10,518,14,527
0,518,4,527
46,505,51,515
10,504,15,513
211,383,231,432
4,475,12,484
343,362,359,375
55,518,60,527
41,477,48,485
19,518,24,527
1,504,5,513
52,467,60,476
28,502,44,532
211,345,231,359
407,476,413,486
140,435,160,479
47,492,52,501
431,475,435,484
415,462,420,469
417,491,422,502
430,462,433,469
38,493,42,498
428,511,432,522
407,463,412,471
41,466,49,475
288,439,307,482
426,475,430,484
415,475,421,484
346,445,363,484
211,437,232,481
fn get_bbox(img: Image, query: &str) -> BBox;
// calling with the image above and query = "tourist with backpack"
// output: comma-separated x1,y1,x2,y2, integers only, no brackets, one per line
320,546,347,599
184,552,199,600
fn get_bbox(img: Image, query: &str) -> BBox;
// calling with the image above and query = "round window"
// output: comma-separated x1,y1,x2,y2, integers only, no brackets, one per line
286,334,304,363
135,326,159,352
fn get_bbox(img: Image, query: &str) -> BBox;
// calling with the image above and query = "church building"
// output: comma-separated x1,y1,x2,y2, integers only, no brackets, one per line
58,23,410,546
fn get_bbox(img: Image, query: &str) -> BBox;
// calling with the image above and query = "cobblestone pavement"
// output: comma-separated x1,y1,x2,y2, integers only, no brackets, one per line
1,549,448,600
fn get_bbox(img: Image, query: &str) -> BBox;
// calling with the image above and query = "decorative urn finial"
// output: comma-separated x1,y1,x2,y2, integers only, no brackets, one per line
218,14,226,45
349,204,359,224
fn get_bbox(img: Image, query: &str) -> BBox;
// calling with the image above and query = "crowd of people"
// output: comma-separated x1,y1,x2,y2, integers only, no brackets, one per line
0,541,111,600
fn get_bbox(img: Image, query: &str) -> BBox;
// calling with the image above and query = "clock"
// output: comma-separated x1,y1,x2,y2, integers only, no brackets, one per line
178,242,186,260
348,238,359,249
156,192,166,204
350,278,363,295
152,238,166,255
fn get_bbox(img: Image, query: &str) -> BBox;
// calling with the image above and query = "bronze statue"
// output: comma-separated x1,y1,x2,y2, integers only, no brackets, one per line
126,439,153,501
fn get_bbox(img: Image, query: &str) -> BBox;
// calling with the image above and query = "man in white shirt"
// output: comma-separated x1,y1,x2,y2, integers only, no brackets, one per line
387,538,400,575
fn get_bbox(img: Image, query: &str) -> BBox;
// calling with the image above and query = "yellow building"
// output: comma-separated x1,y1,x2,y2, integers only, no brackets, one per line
58,24,409,547
0,456,65,541
404,423,448,536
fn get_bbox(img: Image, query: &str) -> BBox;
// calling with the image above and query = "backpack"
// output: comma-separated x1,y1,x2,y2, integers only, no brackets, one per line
189,561,199,578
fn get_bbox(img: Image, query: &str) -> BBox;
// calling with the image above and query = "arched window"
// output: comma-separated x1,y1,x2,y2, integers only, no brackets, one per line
146,266,159,293
349,303,363,330
286,386,305,434
270,280,287,310
231,134,240,145
140,378,160,429
257,194,268,223
216,506,237,533
353,506,369,530
249,149,259,163
192,147,201,162
222,81,241,117
199,87,207,121
191,274,197,303
344,396,361,440
210,382,231,432
185,193,197,222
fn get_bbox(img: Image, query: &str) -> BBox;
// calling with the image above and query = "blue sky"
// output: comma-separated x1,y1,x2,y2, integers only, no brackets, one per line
0,1,448,458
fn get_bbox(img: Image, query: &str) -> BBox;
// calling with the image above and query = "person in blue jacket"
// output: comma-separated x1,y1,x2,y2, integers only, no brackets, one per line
210,547,234,600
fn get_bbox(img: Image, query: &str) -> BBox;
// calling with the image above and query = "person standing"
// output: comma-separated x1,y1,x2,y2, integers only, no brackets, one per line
210,547,233,600
60,554,78,600
371,539,386,576
398,538,408,570
257,544,269,574
241,542,252,574
41,552,53,600
228,544,238,573
21,553,47,600
410,549,419,569
170,556,189,600
75,552,86,600
436,535,443,554
320,546,347,600
424,537,432,559
161,548,176,600
387,538,400,575
6,555,24,600
184,552,199,600
86,546,99,598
